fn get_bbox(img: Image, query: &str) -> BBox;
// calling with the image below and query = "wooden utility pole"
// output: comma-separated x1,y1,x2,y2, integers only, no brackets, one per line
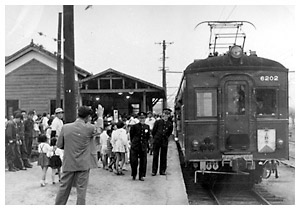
56,12,62,108
156,40,173,109
63,5,76,123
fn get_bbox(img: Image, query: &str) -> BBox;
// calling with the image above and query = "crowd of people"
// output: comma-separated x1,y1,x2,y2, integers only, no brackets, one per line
5,105,174,205
5,108,65,182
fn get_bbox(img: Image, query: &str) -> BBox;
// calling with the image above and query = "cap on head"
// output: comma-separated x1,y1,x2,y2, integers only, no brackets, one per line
14,112,23,119
104,120,112,127
28,110,35,115
162,108,172,115
55,108,64,114
137,112,146,119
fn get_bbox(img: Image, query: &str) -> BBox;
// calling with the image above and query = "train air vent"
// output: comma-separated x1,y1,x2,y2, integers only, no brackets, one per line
226,134,250,150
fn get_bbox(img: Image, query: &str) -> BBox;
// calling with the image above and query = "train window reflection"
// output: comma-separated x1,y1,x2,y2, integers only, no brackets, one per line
196,89,217,117
227,84,246,115
256,89,277,116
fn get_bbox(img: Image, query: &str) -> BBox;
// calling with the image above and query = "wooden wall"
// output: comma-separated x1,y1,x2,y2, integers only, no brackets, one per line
5,59,79,115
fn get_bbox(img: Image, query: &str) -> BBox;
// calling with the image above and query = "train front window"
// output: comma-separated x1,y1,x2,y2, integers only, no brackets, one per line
255,89,277,116
196,89,217,117
227,84,246,115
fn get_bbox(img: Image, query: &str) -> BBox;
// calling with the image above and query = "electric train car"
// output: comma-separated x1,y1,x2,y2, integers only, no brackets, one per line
174,43,289,185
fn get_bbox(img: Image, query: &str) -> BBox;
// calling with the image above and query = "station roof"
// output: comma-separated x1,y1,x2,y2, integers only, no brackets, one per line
80,68,165,98
5,40,92,77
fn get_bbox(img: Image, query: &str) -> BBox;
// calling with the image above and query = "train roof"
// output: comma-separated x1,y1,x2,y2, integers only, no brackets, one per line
185,54,287,73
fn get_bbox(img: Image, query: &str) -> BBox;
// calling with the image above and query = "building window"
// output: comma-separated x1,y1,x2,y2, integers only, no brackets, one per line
6,100,19,119
255,89,277,116
112,79,123,89
227,84,246,115
100,79,110,89
196,89,217,117
125,78,135,89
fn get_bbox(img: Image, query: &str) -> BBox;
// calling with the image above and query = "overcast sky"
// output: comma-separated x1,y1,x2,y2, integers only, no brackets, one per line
4,2,296,107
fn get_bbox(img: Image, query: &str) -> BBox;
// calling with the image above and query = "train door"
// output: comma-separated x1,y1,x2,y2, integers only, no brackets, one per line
221,76,254,151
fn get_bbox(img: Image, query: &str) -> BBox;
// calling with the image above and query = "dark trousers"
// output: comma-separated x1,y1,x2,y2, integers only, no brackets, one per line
24,136,33,159
152,143,168,174
13,143,25,169
130,149,147,178
5,143,16,168
55,170,90,205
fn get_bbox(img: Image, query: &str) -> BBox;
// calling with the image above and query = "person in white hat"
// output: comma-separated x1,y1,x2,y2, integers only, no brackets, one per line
51,108,64,138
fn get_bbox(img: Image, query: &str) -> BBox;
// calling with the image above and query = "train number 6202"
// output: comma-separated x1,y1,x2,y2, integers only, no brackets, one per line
260,75,279,82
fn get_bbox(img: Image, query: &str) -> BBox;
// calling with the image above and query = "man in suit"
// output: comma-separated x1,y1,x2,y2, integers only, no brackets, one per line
129,112,150,181
55,106,98,205
151,108,173,176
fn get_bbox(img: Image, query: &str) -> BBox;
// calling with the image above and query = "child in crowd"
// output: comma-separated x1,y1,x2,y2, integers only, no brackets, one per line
111,121,128,175
48,137,63,184
45,116,54,141
107,129,115,172
37,134,51,187
99,121,112,170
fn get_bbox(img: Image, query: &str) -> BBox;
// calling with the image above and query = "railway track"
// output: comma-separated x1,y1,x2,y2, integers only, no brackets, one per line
208,188,272,205
182,170,285,205
177,142,286,205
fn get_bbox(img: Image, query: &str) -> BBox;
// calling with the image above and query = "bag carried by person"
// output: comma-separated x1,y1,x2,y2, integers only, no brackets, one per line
49,149,62,169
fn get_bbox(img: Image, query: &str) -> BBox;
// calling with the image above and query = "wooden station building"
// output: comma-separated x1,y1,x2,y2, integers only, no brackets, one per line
5,41,165,118
79,68,165,117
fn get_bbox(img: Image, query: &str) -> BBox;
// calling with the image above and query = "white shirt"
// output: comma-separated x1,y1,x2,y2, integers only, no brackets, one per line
47,146,64,160
145,117,156,130
111,128,128,153
51,117,63,137
100,131,109,153
42,117,49,131
38,142,51,155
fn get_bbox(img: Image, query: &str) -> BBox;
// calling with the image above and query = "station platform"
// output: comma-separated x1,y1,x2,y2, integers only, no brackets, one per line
5,138,189,205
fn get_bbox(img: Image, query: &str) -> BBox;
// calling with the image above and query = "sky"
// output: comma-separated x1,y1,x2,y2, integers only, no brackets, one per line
3,1,297,108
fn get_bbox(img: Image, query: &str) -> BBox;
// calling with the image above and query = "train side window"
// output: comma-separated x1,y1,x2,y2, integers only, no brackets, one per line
255,89,277,116
195,89,217,117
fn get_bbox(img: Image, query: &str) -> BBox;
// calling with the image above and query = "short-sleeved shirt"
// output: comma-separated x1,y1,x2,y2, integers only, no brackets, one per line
51,117,63,137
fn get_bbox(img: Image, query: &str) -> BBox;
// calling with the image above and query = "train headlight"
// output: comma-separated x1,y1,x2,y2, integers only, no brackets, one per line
230,45,243,59
191,140,200,151
277,139,284,148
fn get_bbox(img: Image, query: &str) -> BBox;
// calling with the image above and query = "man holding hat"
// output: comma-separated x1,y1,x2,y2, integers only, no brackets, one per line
151,108,173,176
51,108,64,138
129,112,150,181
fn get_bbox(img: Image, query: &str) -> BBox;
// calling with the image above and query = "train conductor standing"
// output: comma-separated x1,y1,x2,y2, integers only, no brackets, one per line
151,108,173,176
129,112,150,181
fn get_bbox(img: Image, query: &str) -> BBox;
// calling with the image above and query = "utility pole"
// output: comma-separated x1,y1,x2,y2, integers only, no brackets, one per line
63,5,76,123
56,12,62,108
156,40,173,109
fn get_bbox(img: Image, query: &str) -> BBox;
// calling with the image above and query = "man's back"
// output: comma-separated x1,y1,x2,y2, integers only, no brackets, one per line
57,118,95,172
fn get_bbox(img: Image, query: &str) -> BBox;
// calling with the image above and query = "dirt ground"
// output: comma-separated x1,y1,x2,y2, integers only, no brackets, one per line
4,140,188,205
4,137,295,205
